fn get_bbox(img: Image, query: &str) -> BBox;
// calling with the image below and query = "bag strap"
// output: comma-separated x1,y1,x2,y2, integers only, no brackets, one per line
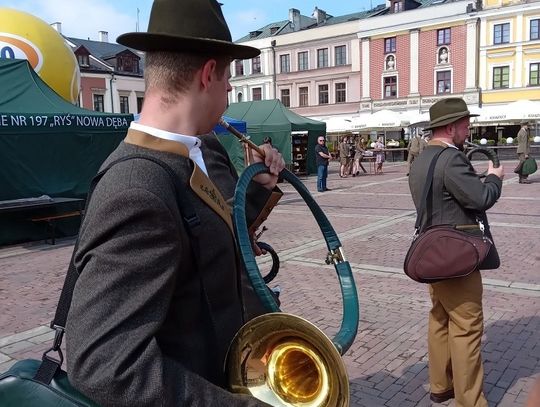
413,147,448,233
35,154,207,384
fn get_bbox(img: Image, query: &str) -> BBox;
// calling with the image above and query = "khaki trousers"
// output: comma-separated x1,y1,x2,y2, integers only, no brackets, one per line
428,271,488,407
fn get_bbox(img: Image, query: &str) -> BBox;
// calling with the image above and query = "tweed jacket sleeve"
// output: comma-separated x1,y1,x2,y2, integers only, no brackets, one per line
442,150,502,212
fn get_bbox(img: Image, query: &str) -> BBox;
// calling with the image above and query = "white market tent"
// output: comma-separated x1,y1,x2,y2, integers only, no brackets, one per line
324,116,354,133
472,100,540,124
352,109,409,130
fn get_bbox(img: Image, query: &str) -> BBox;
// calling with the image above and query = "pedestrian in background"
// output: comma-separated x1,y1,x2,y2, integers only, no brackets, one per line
407,132,429,175
315,135,331,192
409,98,504,407
352,136,367,176
516,120,531,184
339,136,350,177
373,136,385,175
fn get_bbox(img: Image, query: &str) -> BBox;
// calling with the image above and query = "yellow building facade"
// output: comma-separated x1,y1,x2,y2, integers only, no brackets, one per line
478,0,540,104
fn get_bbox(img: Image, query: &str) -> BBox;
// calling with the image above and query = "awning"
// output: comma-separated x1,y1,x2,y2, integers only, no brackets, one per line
472,100,540,124
352,109,409,130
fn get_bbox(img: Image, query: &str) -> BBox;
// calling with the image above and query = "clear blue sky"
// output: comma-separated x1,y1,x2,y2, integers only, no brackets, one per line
0,0,384,42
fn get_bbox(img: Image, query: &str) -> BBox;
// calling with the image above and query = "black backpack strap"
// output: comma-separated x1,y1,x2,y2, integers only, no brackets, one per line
413,147,449,233
35,154,202,384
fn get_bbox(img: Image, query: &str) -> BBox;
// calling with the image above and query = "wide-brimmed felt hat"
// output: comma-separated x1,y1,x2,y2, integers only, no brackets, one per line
117,0,260,60
520,120,530,125
424,98,479,131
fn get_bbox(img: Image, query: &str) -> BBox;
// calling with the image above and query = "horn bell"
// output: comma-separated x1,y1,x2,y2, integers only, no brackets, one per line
226,313,349,407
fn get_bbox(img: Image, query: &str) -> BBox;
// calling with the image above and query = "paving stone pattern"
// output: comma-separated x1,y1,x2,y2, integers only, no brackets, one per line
0,160,538,406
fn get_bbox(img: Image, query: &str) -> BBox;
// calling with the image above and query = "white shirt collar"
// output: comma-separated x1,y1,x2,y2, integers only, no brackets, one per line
440,141,458,149
129,122,208,175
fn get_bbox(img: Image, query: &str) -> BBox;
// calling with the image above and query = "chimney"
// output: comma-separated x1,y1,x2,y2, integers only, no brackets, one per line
313,7,327,24
51,22,62,34
98,31,109,42
289,8,301,32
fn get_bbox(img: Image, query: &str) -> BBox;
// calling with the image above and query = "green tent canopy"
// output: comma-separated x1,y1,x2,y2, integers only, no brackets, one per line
0,58,132,245
0,58,132,200
224,100,326,175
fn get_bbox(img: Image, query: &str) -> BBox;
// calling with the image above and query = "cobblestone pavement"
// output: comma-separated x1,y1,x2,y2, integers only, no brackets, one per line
1,159,539,406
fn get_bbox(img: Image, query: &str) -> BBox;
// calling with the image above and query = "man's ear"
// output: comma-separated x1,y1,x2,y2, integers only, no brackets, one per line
200,59,217,90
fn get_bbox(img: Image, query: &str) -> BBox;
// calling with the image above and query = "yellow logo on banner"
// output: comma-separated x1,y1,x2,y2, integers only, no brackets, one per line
0,8,80,104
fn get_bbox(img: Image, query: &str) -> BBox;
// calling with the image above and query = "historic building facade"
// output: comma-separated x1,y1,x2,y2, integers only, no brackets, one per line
51,23,145,115
232,0,539,127
477,0,540,105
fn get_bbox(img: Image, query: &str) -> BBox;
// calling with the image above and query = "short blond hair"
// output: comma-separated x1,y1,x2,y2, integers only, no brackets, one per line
145,51,229,105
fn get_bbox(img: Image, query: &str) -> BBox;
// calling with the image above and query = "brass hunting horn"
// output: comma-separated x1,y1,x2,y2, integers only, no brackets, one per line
219,118,359,407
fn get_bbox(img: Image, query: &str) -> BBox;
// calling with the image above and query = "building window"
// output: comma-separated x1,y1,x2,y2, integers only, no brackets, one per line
93,94,104,112
281,89,290,107
392,1,403,12
494,23,510,44
76,54,89,67
318,84,329,104
530,63,540,86
437,28,451,45
120,96,129,113
384,76,397,98
317,48,328,68
384,37,396,53
298,51,308,71
117,55,139,74
335,45,346,65
299,87,309,107
436,71,451,94
531,19,539,40
237,92,243,102
252,56,261,74
252,87,262,101
235,60,244,76
493,66,510,89
280,54,290,73
335,83,346,103
136,96,144,113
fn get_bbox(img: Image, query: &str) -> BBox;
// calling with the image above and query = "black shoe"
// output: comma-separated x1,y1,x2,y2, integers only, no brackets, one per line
324,188,332,191
430,389,454,403
520,179,531,184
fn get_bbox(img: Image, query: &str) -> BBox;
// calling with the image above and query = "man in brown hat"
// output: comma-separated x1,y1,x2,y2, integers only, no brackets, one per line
409,97,504,407
65,1,283,405
516,120,531,183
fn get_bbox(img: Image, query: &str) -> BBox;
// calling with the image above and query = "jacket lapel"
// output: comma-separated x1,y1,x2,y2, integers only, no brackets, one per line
124,129,234,233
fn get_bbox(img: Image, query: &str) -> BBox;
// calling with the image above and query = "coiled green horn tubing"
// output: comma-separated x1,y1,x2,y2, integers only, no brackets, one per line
233,163,359,354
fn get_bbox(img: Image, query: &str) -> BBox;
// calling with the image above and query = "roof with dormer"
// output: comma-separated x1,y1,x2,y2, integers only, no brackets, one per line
235,0,449,43
65,36,144,76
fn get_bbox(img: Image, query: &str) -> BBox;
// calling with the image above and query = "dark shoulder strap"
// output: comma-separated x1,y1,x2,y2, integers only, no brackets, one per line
414,147,449,231
35,154,201,384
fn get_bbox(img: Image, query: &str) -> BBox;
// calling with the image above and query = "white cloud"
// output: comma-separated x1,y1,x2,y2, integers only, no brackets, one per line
1,0,141,41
